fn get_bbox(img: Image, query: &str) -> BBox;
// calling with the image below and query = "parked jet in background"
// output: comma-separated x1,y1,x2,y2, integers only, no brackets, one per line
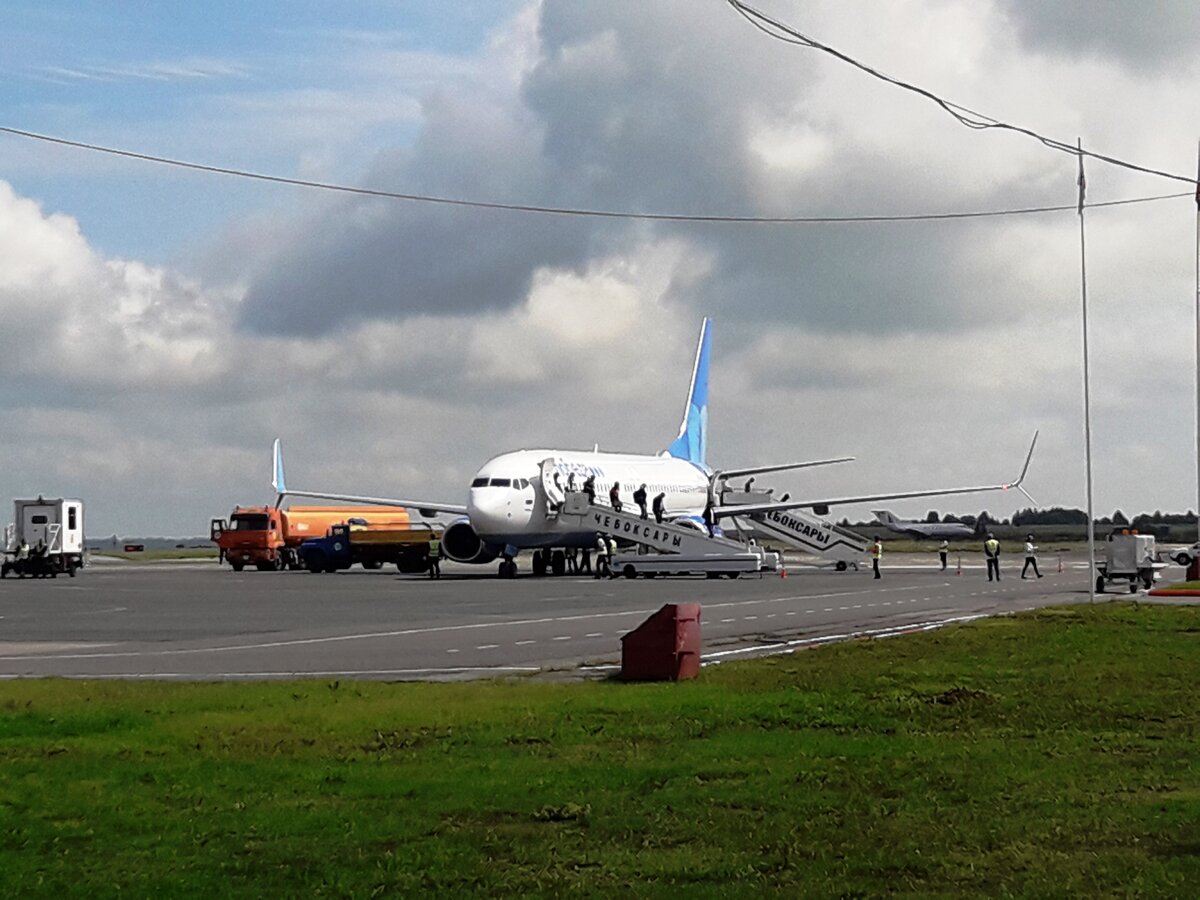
273,318,1036,577
871,510,978,539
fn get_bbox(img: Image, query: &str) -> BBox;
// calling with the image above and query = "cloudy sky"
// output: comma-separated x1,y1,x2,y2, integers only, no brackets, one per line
3,0,1200,536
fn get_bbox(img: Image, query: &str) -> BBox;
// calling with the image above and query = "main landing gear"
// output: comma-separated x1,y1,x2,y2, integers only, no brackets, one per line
498,557,518,579
530,549,567,577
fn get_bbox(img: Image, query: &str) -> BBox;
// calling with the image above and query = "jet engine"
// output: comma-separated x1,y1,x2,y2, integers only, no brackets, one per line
442,518,500,564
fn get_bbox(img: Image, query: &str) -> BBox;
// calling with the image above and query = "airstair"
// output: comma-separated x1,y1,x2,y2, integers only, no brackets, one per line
719,488,866,570
551,491,772,578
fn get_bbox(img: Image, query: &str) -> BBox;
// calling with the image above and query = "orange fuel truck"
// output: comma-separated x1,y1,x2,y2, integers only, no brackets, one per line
210,506,413,571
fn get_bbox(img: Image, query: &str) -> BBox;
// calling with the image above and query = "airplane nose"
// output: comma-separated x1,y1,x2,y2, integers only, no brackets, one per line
468,489,526,537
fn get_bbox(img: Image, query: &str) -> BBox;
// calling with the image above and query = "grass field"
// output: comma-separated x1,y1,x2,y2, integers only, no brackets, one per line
89,548,218,561
1,603,1197,896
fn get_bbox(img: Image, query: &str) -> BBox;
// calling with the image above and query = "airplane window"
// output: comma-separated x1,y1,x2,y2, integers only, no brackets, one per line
490,478,511,487
471,477,489,488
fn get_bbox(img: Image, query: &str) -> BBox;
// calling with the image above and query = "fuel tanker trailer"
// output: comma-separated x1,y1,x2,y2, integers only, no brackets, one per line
210,505,412,571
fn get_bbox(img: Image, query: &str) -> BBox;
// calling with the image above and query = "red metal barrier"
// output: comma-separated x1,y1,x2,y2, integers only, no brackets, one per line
620,603,701,681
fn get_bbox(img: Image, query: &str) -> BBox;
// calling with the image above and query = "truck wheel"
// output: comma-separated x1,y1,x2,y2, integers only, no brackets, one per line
551,551,567,577
68,564,76,577
623,564,637,580
726,572,740,579
306,552,326,574
1095,575,1105,594
835,561,848,571
230,561,244,572
362,560,383,570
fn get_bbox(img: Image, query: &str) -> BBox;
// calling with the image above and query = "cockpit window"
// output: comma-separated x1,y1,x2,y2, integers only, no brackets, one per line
490,477,511,487
471,477,489,488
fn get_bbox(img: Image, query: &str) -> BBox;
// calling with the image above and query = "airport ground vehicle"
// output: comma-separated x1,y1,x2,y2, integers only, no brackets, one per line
299,521,440,573
1095,532,1161,593
1,496,86,578
210,505,412,571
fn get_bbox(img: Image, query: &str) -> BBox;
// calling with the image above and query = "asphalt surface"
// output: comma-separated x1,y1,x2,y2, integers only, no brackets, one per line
0,554,1150,681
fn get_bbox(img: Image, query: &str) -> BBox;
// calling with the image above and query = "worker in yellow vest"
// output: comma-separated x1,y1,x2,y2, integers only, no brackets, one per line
427,535,442,580
984,533,1001,581
870,537,883,580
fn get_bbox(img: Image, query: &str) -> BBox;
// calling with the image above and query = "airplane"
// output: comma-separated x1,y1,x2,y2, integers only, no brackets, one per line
273,318,1037,577
870,510,978,540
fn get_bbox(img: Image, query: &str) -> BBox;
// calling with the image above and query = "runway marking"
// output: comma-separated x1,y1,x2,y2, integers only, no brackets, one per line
584,633,603,638
446,649,460,654
0,666,546,680
515,640,536,646
476,644,499,650
0,578,1043,664
552,636,571,641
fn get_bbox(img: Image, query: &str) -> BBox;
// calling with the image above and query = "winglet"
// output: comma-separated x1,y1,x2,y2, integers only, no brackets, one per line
1004,430,1039,505
272,438,287,507
667,317,711,466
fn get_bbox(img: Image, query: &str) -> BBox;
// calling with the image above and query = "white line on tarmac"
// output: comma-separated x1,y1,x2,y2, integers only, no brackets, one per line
0,579,1003,664
0,666,545,681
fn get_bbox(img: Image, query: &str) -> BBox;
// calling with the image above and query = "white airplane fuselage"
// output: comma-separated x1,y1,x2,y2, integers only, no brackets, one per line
467,449,711,549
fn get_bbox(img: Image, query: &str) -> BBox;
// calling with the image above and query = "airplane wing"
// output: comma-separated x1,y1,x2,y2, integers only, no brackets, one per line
715,431,1038,521
713,457,855,481
271,439,468,517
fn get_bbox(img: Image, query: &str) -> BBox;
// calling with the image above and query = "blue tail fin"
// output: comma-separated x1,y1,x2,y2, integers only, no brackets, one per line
667,318,711,466
272,438,287,494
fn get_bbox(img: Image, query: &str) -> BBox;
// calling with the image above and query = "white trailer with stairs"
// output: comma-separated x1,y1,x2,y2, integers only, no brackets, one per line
719,487,867,570
552,491,776,578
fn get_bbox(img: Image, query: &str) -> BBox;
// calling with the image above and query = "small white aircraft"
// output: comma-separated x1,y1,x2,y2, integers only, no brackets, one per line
871,510,978,540
274,318,1037,577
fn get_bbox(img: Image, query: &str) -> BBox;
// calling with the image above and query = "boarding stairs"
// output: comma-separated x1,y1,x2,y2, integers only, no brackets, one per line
549,489,770,577
720,488,867,570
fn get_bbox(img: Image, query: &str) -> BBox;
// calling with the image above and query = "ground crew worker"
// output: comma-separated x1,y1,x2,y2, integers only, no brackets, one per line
608,536,619,578
565,546,578,574
870,537,883,579
16,539,29,561
594,534,609,579
580,546,592,574
1021,535,1043,579
938,539,949,571
653,492,666,524
984,533,1001,581
634,483,648,519
427,534,442,579
567,472,577,492
703,500,716,537
609,482,622,512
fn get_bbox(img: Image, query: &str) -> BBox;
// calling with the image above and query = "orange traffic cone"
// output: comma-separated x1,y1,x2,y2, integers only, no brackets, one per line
779,566,788,579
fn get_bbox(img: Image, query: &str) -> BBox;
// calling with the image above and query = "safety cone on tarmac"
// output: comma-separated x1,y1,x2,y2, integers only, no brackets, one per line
780,565,788,579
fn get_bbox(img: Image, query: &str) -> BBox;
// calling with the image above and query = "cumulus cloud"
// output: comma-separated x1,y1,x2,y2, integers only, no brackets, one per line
4,0,1200,533
999,0,1200,69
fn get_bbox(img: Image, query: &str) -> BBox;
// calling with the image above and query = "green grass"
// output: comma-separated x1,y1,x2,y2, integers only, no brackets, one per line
90,548,218,561
1,603,1198,896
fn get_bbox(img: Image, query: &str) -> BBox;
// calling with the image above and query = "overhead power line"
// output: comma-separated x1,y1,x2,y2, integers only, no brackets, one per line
726,0,1200,190
0,124,1191,224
